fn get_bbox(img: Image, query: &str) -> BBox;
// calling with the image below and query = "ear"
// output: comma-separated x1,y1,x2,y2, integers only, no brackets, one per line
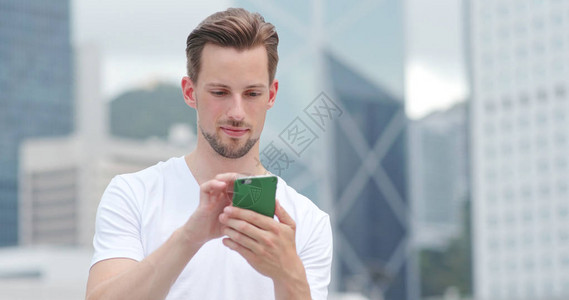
181,76,197,109
267,79,278,110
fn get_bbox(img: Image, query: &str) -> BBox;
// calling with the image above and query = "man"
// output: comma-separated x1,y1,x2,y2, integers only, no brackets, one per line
86,8,332,300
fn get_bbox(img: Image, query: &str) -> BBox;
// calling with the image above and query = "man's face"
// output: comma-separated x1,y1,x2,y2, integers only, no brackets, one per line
183,43,277,159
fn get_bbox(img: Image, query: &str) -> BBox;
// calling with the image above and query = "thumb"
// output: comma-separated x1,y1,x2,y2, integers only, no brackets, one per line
275,199,295,227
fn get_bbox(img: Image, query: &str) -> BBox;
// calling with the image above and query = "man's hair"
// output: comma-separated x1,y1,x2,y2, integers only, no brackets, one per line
186,8,279,84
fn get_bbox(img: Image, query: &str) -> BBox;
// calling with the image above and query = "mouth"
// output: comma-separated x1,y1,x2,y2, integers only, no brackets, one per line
220,126,250,137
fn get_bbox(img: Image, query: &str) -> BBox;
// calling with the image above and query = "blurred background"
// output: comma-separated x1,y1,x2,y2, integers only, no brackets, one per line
0,0,567,299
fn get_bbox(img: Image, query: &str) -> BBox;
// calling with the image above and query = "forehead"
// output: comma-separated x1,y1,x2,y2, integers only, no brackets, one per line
199,43,269,86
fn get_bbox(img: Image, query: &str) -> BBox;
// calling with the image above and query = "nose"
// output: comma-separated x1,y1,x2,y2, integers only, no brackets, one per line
226,95,245,121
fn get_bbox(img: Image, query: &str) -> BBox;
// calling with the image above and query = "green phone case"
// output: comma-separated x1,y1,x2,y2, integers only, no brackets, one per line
232,175,277,217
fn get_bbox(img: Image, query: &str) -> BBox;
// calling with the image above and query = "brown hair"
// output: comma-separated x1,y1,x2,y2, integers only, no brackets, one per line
186,8,279,84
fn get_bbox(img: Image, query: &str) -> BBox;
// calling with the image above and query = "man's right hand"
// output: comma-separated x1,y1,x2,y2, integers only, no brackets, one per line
182,173,241,245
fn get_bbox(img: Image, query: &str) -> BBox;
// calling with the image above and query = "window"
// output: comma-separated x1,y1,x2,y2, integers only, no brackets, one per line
532,17,544,31
484,100,496,113
518,137,530,151
501,119,513,133
554,84,566,99
558,183,568,196
554,110,565,122
540,207,550,220
502,96,513,109
551,58,564,74
514,21,527,36
551,36,563,50
521,185,532,199
559,230,569,242
533,40,545,54
488,236,499,248
505,213,515,224
539,182,550,197
541,254,552,267
535,113,547,126
485,144,496,158
518,115,530,130
550,13,563,26
503,187,514,201
506,259,517,270
486,189,498,203
496,5,509,16
486,168,497,181
533,64,546,77
555,132,566,146
535,135,548,150
524,256,535,270
519,92,530,105
498,26,510,39
523,211,534,223
561,254,569,266
556,156,567,171
515,44,528,57
501,141,513,154
536,88,548,103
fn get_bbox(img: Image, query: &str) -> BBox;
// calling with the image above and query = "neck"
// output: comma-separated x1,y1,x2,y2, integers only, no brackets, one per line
185,137,268,185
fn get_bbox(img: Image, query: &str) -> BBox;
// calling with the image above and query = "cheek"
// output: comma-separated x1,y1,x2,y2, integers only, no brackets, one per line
254,109,267,126
198,103,222,121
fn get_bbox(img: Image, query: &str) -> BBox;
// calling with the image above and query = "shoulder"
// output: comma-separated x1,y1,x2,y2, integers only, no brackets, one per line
275,177,332,267
102,156,184,207
275,176,330,226
118,156,183,182
112,156,183,190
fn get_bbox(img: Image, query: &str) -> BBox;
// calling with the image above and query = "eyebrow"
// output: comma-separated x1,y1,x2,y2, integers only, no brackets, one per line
204,83,267,89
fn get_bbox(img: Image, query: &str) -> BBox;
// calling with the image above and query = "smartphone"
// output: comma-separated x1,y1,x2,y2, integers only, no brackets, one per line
232,175,277,217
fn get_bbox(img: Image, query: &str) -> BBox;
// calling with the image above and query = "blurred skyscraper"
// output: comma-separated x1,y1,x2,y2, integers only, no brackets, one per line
233,1,416,298
327,53,412,299
467,0,569,299
410,102,469,250
18,45,194,247
0,0,74,246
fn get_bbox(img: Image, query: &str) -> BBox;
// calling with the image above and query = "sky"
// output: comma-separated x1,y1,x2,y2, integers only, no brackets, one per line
405,0,468,118
72,0,468,119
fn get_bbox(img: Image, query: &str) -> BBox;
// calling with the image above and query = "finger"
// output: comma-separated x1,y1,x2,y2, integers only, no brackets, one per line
222,206,275,230
275,199,295,227
222,237,256,261
200,179,227,195
222,226,262,254
215,172,253,184
220,214,264,242
214,173,251,201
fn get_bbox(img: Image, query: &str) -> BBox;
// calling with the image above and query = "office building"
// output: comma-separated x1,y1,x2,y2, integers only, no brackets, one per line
327,53,411,299
18,45,194,247
0,0,74,246
409,102,469,250
232,1,415,298
467,0,569,298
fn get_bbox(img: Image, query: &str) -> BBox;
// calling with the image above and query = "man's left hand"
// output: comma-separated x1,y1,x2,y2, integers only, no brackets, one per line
219,199,311,299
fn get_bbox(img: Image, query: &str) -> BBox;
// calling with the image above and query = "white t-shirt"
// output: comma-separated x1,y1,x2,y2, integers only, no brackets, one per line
91,156,333,300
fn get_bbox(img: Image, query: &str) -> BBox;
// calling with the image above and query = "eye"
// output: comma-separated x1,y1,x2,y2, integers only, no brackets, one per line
246,91,262,97
211,90,227,97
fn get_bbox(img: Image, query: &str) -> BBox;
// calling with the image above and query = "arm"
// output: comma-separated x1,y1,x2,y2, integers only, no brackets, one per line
86,177,232,300
219,199,312,300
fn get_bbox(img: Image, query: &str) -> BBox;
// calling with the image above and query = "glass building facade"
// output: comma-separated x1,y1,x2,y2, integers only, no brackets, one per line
0,0,74,246
233,0,416,298
327,53,411,298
